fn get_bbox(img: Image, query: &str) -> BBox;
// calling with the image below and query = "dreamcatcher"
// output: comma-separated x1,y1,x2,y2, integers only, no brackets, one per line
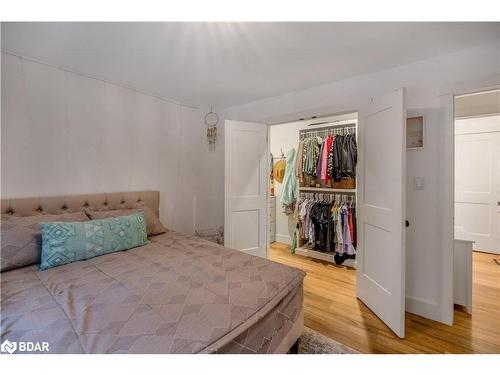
204,106,219,147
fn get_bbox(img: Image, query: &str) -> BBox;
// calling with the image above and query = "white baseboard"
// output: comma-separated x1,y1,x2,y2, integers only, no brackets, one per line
275,234,291,245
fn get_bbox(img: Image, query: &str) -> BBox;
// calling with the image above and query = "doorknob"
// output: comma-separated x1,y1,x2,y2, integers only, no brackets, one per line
405,220,410,227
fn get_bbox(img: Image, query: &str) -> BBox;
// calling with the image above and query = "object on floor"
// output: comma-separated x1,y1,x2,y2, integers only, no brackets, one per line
296,327,359,354
195,226,224,244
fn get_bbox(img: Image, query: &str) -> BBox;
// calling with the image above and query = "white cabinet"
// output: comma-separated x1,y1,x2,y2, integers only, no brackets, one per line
454,239,473,314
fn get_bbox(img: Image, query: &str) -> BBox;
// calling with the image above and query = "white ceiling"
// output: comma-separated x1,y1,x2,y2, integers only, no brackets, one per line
2,22,500,109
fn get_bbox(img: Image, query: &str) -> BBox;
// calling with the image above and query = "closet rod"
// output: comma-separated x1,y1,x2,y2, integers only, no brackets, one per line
299,126,355,141
299,192,356,202
303,122,357,132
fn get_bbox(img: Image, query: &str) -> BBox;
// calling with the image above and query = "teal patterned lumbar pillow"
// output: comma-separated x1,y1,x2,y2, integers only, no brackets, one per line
39,212,148,270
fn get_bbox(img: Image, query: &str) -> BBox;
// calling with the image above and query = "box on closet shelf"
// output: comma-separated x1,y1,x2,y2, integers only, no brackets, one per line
301,175,356,190
330,177,356,190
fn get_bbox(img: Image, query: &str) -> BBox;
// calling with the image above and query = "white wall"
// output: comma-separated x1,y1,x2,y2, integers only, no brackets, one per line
222,41,500,324
269,122,302,244
1,52,223,235
404,108,442,316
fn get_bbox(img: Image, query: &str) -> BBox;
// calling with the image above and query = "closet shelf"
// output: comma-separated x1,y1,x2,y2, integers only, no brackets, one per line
295,247,357,269
298,187,356,193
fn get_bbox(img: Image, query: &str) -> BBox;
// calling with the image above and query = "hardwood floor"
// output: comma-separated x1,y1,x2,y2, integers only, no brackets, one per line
269,242,500,353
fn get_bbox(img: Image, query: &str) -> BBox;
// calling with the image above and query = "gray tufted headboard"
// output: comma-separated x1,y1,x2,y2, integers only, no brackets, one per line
1,191,160,217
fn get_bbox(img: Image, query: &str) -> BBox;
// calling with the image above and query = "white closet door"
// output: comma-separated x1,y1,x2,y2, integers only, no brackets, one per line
455,119,500,254
357,88,407,338
224,120,268,258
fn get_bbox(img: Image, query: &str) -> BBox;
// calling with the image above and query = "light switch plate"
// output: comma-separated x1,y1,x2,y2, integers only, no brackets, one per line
414,177,425,190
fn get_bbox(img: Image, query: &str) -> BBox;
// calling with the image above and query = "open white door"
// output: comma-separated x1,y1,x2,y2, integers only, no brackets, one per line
455,123,500,254
224,120,268,258
357,88,407,338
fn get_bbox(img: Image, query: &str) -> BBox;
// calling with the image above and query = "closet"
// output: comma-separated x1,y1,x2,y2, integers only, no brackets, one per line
295,122,357,267
270,114,358,268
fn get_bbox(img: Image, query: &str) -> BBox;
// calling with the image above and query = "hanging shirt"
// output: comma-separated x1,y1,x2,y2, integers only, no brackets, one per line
295,141,304,182
346,133,358,177
334,204,344,253
297,197,308,239
280,148,298,213
316,140,326,178
304,137,320,176
301,139,308,176
341,204,356,255
321,135,333,183
333,136,344,181
327,135,335,180
348,207,355,246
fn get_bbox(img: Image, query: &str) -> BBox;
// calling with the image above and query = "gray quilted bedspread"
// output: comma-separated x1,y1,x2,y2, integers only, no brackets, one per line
1,230,304,353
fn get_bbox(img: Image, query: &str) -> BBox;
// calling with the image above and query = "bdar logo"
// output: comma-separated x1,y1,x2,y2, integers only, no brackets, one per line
1,339,17,354
0,340,49,353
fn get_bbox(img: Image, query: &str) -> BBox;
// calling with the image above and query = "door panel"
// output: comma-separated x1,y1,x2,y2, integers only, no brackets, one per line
455,130,500,253
224,120,268,258
357,88,407,338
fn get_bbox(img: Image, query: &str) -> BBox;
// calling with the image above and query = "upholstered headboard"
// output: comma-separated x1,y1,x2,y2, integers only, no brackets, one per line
1,191,160,217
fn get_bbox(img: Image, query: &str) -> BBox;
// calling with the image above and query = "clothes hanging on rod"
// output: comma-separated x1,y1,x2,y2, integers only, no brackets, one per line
328,133,357,181
303,136,321,176
298,126,357,182
319,135,333,183
296,192,356,264
295,140,305,182
279,148,298,215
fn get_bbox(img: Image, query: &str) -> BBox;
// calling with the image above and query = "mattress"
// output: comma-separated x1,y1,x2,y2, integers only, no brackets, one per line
1,230,304,354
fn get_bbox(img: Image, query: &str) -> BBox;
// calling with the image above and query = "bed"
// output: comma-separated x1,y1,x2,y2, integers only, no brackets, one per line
0,191,304,354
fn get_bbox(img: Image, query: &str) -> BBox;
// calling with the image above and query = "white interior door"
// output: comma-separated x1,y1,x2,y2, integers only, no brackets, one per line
224,120,268,258
357,88,407,338
455,116,500,254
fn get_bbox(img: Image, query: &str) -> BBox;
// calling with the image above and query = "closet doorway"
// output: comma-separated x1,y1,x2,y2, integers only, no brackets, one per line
225,88,408,338
269,113,358,267
454,89,500,254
